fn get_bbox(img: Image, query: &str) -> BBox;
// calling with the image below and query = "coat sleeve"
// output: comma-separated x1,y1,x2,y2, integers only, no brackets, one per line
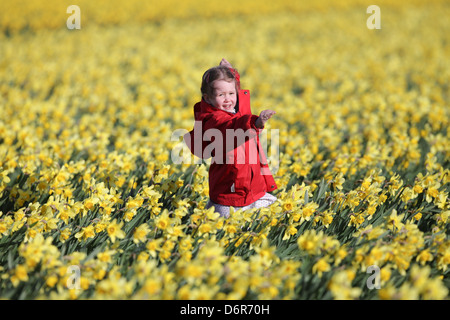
202,112,262,161
203,113,260,133
183,102,213,159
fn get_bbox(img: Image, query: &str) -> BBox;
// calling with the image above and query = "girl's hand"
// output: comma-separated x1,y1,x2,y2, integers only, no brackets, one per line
219,58,233,68
256,110,276,128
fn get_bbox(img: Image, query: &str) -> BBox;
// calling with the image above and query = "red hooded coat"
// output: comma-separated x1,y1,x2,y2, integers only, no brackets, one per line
184,77,277,207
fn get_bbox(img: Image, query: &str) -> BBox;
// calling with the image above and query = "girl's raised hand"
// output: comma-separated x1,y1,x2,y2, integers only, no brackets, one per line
219,58,233,68
256,110,276,128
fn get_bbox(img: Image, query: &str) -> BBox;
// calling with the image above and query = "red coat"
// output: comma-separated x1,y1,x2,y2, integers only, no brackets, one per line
184,86,277,207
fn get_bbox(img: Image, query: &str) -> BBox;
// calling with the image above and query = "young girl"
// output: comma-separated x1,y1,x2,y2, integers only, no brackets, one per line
184,59,277,218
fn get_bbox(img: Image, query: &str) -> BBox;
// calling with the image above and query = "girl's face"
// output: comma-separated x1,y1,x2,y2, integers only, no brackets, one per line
206,79,237,113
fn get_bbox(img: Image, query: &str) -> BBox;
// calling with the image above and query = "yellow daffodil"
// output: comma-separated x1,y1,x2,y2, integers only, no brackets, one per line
106,219,126,243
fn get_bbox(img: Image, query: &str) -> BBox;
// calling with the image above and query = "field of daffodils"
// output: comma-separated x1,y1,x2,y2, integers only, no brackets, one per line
0,0,448,299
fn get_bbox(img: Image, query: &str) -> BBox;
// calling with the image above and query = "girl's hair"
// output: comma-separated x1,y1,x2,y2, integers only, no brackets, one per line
201,65,240,98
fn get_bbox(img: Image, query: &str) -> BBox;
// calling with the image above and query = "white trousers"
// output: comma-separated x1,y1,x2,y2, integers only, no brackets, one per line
205,193,277,218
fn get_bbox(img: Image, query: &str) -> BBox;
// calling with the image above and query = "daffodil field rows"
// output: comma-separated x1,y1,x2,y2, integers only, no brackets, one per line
0,0,449,300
